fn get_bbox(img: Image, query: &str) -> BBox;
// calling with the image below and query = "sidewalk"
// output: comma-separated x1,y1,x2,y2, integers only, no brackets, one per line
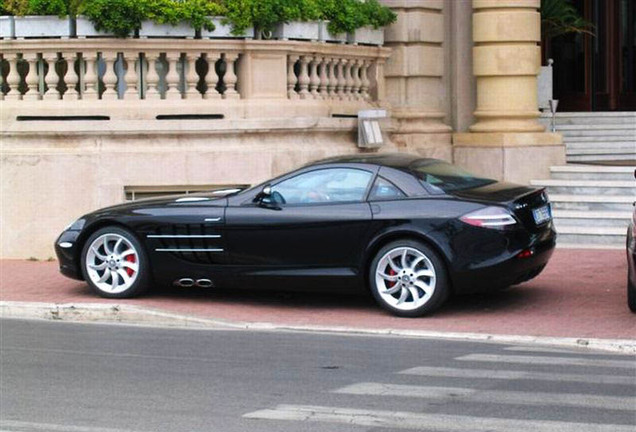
1,249,634,341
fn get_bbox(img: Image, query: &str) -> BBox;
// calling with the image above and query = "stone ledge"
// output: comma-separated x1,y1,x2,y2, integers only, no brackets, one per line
453,132,563,148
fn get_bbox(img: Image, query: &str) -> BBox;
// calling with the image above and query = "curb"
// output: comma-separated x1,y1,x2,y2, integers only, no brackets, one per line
2,301,635,354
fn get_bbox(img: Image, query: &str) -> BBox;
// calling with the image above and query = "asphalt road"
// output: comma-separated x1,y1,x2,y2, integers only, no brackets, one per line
0,319,634,432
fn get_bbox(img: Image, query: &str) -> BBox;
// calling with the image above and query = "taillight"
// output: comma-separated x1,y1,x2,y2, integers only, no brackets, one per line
460,206,517,229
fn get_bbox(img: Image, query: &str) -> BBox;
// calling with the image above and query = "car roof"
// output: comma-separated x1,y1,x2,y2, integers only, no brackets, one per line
307,153,441,170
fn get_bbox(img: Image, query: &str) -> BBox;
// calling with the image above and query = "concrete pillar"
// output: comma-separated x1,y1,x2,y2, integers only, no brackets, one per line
453,0,564,184
382,0,452,160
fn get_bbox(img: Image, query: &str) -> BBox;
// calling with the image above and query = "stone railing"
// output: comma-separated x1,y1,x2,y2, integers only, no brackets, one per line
0,38,390,109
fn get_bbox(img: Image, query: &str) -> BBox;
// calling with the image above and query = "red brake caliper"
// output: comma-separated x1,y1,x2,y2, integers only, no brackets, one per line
125,254,136,277
387,267,397,287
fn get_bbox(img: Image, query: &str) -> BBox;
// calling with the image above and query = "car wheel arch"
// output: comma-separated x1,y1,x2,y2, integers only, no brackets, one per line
362,231,454,294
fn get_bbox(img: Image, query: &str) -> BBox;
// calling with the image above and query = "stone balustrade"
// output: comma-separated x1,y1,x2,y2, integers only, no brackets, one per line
0,38,390,108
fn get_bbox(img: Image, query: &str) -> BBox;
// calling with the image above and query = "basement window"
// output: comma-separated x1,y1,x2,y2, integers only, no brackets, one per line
124,184,249,201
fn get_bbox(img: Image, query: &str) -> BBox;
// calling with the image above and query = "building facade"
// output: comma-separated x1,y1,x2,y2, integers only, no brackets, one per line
0,0,597,258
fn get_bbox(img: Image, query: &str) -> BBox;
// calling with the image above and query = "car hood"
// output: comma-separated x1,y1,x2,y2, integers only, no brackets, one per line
449,181,540,204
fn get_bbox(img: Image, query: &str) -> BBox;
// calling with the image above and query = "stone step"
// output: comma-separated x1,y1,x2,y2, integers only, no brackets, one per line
549,194,635,211
565,141,636,150
562,135,636,142
550,165,635,181
555,225,626,247
541,112,636,126
560,128,636,137
552,210,632,228
557,123,636,131
567,154,636,162
531,179,636,195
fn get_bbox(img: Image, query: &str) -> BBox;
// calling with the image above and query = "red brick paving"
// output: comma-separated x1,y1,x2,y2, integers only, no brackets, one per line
1,249,634,340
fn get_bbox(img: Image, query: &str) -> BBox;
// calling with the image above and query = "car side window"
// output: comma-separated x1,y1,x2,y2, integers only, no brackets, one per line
369,176,406,201
271,168,373,205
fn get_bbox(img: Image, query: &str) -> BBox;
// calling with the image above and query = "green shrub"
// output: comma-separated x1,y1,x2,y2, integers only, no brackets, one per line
3,0,30,15
83,0,144,37
26,0,68,16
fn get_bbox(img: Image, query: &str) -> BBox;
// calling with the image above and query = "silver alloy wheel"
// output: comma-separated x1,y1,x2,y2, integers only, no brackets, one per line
374,246,436,311
85,233,140,294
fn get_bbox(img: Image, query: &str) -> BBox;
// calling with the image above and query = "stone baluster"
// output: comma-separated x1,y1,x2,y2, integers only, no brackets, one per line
297,55,310,99
165,52,182,100
183,52,201,99
122,53,138,100
82,52,98,100
336,58,346,100
145,52,161,99
326,57,336,99
204,52,221,99
22,53,40,101
5,53,22,101
62,52,79,100
351,59,362,100
287,54,299,99
360,60,371,101
343,59,354,100
222,53,239,99
318,57,329,99
308,56,320,99
101,52,119,100
41,52,59,100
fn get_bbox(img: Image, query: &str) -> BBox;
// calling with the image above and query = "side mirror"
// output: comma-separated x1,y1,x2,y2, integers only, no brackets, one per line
255,185,280,209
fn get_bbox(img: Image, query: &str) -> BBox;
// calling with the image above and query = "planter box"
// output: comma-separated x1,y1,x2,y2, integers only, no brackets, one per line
273,21,320,41
200,17,253,39
74,16,115,38
14,16,71,38
0,16,14,39
347,26,384,46
139,20,194,38
320,21,346,43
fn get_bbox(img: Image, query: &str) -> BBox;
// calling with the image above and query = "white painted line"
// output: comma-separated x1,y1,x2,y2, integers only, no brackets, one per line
504,346,635,356
334,382,636,411
243,404,636,431
457,354,636,369
0,420,143,432
399,366,636,385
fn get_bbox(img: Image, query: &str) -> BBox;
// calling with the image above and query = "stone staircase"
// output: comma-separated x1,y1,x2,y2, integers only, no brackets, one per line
531,165,635,248
539,112,636,163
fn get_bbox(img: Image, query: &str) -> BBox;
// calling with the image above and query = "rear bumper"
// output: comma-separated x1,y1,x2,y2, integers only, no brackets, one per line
451,226,557,294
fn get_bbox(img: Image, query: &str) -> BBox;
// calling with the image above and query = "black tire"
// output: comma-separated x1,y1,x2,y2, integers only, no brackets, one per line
369,239,449,317
628,279,636,313
81,226,150,299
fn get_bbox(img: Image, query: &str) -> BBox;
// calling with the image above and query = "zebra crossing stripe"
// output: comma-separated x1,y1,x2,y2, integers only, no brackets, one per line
243,404,636,431
334,382,636,411
456,354,636,369
504,346,634,356
399,366,635,385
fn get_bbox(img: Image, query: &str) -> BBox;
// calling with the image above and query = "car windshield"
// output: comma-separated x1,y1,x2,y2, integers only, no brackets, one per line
410,160,496,193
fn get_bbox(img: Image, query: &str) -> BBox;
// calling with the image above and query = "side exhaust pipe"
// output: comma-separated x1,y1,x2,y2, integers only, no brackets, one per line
174,278,214,288
175,278,195,287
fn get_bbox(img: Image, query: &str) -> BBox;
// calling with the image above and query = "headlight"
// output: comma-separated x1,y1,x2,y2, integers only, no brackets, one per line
64,219,86,231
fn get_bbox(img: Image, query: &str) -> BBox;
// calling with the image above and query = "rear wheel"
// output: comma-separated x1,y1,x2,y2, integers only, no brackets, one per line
81,226,150,298
369,240,449,317
628,279,636,313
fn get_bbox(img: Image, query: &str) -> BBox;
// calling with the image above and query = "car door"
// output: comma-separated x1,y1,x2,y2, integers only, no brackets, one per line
224,167,375,289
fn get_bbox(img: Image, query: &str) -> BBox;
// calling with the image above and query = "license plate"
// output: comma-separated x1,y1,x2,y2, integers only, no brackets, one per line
532,205,552,225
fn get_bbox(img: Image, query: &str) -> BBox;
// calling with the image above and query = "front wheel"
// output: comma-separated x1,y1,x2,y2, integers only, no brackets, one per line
369,240,449,317
81,226,150,298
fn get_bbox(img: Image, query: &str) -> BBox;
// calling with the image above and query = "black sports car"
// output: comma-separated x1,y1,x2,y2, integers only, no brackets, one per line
627,169,636,313
55,153,556,317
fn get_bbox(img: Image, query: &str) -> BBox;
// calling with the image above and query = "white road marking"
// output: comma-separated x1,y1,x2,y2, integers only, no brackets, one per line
399,366,636,385
504,346,635,356
243,404,636,431
457,354,636,369
0,420,144,432
334,382,636,411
